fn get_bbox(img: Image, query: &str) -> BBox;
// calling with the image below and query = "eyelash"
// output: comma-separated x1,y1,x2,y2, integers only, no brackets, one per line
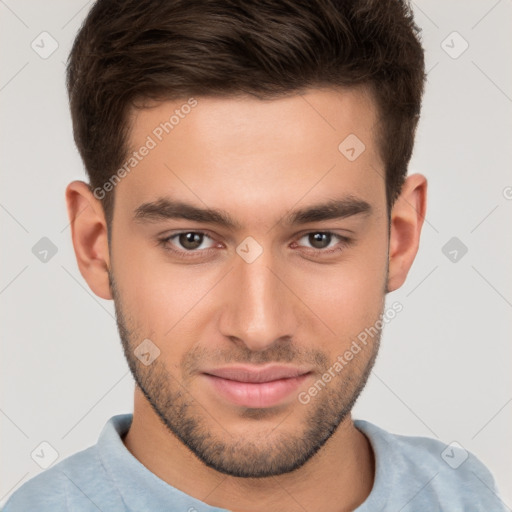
157,230,353,260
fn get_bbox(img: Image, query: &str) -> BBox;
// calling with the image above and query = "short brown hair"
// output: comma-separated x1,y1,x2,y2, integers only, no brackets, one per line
67,0,426,228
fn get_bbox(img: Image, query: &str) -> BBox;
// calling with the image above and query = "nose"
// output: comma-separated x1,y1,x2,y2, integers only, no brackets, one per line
218,248,299,352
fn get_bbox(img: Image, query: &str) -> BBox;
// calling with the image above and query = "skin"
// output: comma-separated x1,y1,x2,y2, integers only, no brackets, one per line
66,86,427,512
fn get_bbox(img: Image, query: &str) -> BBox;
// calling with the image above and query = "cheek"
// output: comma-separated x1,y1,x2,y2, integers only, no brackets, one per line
294,230,388,341
111,212,388,348
112,234,221,339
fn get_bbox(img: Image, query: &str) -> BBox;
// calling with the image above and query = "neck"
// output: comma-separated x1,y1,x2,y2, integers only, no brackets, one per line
123,388,375,512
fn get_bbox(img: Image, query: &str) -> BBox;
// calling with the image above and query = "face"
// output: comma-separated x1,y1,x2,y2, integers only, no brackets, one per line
109,87,389,477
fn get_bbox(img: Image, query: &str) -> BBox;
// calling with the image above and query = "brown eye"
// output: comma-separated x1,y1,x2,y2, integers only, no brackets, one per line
158,230,219,260
308,232,332,249
295,232,352,256
178,232,205,250
159,230,218,258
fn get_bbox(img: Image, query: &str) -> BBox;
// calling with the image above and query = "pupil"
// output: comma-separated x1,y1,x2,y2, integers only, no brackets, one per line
310,232,331,249
180,232,203,250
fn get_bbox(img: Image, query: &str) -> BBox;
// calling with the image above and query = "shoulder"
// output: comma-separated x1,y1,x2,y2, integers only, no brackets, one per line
355,419,507,511
2,446,105,511
3,414,132,511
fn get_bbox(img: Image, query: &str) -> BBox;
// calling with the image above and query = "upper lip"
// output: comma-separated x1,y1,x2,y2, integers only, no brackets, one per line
203,365,312,383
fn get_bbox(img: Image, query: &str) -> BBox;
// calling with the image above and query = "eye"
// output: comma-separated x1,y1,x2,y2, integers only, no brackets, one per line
158,230,352,260
295,232,352,254
159,231,217,253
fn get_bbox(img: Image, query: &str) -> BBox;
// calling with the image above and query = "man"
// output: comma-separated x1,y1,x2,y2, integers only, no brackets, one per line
4,0,507,510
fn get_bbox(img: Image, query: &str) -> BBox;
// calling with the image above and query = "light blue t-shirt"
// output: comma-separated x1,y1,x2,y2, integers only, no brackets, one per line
3,413,508,511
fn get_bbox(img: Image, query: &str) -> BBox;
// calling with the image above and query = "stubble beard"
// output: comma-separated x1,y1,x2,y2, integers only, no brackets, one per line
109,270,382,478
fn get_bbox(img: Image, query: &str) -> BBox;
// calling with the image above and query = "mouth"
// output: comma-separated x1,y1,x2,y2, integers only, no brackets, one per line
201,365,312,408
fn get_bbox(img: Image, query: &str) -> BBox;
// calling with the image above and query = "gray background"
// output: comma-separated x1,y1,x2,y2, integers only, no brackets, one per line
1,0,511,507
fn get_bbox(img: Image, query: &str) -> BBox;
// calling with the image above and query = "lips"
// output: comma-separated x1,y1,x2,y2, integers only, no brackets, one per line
202,365,312,408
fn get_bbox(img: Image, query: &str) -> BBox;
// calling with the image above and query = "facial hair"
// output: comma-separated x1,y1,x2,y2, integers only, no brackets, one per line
109,269,383,478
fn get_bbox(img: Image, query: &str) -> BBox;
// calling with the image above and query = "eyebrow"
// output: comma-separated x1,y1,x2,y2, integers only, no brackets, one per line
133,195,372,229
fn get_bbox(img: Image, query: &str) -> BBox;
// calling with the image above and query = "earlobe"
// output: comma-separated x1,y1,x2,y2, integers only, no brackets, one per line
386,173,428,293
65,180,112,300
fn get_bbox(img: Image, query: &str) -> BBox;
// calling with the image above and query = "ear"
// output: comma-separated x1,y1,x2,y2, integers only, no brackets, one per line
65,180,112,300
386,173,428,293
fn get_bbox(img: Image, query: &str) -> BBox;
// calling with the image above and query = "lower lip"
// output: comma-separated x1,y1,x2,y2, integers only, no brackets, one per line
203,373,310,408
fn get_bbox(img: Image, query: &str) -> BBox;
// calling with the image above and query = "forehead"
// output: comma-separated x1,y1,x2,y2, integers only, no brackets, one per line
117,87,385,223
127,86,379,153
